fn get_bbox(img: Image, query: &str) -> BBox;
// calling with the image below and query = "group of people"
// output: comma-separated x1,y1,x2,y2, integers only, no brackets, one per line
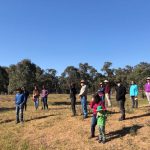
14,77,150,144
15,85,49,124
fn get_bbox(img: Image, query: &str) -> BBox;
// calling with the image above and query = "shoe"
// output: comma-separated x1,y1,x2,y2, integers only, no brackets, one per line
88,135,95,139
102,141,105,144
119,118,125,121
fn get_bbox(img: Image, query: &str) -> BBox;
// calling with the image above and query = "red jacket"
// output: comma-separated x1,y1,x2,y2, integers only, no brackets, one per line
105,84,111,94
90,101,106,115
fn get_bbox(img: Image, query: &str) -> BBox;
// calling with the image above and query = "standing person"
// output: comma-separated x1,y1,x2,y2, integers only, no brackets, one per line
22,87,29,111
79,80,88,119
89,93,106,139
96,106,107,144
70,83,77,116
130,81,139,108
33,85,40,110
104,80,111,107
15,88,25,124
97,82,105,102
41,85,49,110
115,80,126,121
144,77,150,105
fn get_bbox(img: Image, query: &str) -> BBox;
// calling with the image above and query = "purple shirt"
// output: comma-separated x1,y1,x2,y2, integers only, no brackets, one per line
144,83,150,92
41,89,48,98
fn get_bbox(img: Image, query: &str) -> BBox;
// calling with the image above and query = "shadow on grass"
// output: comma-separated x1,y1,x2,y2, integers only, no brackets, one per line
107,125,143,141
25,114,57,122
0,107,15,112
126,112,150,120
0,119,15,124
49,101,82,106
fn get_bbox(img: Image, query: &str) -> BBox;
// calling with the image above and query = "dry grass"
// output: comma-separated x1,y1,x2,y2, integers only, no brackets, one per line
0,94,150,150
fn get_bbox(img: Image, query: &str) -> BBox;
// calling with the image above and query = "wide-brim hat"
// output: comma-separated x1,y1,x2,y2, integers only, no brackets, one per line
96,106,103,111
146,77,150,80
104,80,109,83
99,82,103,85
80,80,85,83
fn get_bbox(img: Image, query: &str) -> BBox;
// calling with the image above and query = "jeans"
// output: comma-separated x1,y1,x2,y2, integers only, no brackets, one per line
71,97,76,116
91,115,97,136
34,98,39,110
42,97,48,109
118,100,125,119
81,96,88,118
16,104,24,122
131,96,138,108
99,126,106,142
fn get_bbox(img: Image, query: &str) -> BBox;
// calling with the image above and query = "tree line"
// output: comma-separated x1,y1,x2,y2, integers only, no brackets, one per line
0,59,150,94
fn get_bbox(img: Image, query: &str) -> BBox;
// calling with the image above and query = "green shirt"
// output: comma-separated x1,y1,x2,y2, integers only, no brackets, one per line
97,111,107,126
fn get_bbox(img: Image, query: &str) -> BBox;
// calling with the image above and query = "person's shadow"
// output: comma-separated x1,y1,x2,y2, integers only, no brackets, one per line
106,125,143,141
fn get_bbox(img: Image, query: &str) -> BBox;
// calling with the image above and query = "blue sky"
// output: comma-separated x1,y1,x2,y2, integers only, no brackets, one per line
0,0,150,75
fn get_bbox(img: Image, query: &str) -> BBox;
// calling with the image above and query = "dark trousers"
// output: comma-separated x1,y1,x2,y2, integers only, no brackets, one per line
118,100,125,119
42,97,48,109
131,96,138,108
71,97,76,116
91,115,97,136
24,99,28,111
16,104,24,122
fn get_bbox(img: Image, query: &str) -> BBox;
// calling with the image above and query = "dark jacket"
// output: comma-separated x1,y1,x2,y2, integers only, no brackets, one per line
70,87,77,99
115,85,126,101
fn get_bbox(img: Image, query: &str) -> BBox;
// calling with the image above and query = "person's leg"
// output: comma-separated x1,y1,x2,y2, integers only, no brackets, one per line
98,126,102,142
16,105,20,123
90,115,97,138
101,126,106,143
71,98,75,116
43,97,46,110
45,97,48,109
131,96,135,108
119,100,125,120
146,92,150,104
82,96,88,118
20,105,24,122
105,93,111,107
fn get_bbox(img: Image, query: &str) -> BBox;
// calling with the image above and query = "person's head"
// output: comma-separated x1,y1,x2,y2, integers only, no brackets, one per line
104,80,109,84
92,93,101,104
42,85,45,89
16,88,22,94
96,106,103,112
131,81,135,85
116,80,121,87
146,77,150,83
34,85,38,90
71,83,76,88
99,82,103,87
80,80,85,86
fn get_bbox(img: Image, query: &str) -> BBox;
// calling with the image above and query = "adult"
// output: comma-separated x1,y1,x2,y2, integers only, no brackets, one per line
41,85,49,110
79,80,88,119
144,77,150,105
104,80,111,107
97,82,105,102
115,80,126,121
70,83,77,116
33,85,40,110
22,87,29,111
130,81,139,108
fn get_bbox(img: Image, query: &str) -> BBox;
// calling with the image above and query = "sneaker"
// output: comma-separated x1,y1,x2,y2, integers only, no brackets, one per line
102,141,106,144
118,118,125,121
88,135,95,139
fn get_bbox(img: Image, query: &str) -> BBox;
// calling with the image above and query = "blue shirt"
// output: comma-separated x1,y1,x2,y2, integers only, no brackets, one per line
15,93,25,105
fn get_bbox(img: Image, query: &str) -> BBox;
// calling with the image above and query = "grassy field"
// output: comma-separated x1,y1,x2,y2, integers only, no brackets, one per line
0,94,150,150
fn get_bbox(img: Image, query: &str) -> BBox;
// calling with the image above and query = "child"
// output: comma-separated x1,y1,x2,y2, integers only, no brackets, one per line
96,106,107,144
15,88,25,124
89,93,106,139
97,82,105,102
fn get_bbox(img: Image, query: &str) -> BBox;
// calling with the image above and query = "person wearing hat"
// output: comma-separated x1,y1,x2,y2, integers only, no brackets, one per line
15,88,25,124
144,77,150,105
97,82,105,102
130,81,139,108
115,80,126,121
96,106,107,144
104,80,111,107
79,80,88,119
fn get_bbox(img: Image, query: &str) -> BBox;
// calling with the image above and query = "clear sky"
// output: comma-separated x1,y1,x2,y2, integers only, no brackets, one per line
0,0,150,75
